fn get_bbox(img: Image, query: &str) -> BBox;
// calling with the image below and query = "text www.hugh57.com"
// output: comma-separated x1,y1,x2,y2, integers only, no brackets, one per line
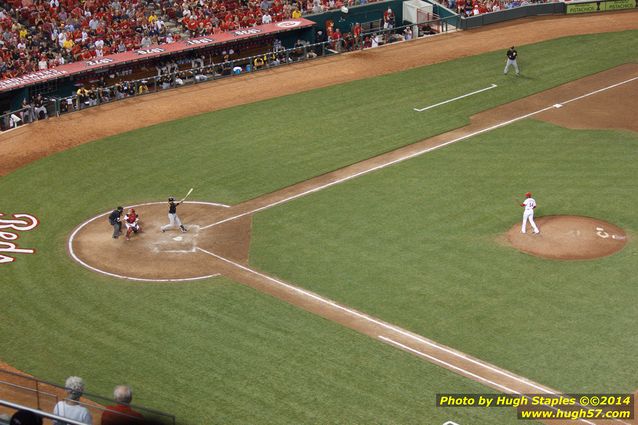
519,408,631,420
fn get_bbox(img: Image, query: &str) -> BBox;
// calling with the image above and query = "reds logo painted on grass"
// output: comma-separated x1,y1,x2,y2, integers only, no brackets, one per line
0,213,39,264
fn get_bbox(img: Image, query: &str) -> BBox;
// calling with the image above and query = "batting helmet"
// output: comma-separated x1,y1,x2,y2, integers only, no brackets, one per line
168,197,175,201
525,192,532,198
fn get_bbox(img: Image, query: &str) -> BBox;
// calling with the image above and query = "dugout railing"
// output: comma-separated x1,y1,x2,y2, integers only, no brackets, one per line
0,369,175,425
0,16,456,132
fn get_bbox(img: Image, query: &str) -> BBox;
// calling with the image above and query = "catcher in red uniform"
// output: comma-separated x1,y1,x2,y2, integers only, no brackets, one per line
124,208,143,241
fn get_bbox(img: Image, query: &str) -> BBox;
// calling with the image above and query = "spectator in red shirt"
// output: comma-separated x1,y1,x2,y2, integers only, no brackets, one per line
101,385,144,425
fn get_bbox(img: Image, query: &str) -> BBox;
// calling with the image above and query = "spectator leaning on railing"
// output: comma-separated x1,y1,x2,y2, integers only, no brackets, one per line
101,385,144,425
52,376,92,425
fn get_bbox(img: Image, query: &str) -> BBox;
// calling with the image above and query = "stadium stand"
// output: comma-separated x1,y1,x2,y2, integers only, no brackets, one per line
0,0,386,81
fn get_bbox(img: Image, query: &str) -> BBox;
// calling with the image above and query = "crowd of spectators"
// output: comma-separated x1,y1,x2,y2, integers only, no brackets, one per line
439,0,547,16
169,0,369,37
0,0,386,81
3,12,437,130
0,0,180,80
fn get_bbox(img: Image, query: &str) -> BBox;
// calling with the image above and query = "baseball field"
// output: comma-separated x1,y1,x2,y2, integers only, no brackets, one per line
1,12,637,425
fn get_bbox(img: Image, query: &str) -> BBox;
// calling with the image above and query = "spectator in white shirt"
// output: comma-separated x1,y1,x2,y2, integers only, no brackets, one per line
57,31,66,47
53,376,92,425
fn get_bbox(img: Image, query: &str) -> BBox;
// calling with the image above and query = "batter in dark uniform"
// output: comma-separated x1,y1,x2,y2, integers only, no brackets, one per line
161,197,187,233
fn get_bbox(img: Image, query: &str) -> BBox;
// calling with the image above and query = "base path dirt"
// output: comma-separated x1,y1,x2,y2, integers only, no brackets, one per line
1,11,638,176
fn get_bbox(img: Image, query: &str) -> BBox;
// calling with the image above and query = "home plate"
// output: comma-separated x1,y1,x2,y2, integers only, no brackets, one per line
173,236,184,241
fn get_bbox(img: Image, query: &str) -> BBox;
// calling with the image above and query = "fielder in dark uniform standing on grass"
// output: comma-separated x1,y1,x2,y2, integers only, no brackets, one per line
161,197,187,233
108,206,123,239
504,46,519,75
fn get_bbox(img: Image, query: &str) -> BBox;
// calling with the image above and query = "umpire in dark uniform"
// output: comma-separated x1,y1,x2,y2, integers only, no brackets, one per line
109,206,123,238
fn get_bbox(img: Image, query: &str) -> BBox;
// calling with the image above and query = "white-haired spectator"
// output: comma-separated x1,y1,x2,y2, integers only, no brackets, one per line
101,385,144,425
95,39,105,57
52,376,92,425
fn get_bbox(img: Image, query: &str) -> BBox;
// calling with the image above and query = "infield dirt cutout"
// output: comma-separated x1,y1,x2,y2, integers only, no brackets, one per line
69,201,252,281
506,215,627,260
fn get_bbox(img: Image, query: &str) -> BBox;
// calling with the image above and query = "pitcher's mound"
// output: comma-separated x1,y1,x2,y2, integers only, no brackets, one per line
507,216,627,260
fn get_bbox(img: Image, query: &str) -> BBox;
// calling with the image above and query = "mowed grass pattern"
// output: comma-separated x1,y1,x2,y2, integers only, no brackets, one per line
0,276,523,424
0,30,637,423
251,120,638,393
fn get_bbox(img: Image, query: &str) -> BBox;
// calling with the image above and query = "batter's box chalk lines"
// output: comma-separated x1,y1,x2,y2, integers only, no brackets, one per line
68,201,227,282
413,84,498,112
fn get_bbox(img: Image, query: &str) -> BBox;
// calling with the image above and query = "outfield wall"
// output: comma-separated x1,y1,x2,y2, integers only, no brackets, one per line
460,3,565,29
459,0,637,29
564,0,637,13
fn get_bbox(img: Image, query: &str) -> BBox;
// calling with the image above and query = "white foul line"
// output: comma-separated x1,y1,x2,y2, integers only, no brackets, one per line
413,83,498,112
381,337,600,425
197,247,557,394
199,243,606,424
201,75,638,231
379,336,517,393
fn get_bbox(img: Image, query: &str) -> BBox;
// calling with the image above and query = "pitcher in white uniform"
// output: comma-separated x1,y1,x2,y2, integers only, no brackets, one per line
520,192,539,234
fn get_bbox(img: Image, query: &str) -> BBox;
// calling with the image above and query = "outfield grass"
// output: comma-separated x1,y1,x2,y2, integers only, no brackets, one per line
1,30,637,423
251,120,638,393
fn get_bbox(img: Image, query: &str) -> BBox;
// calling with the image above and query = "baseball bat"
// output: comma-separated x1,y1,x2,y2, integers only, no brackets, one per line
180,188,194,203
